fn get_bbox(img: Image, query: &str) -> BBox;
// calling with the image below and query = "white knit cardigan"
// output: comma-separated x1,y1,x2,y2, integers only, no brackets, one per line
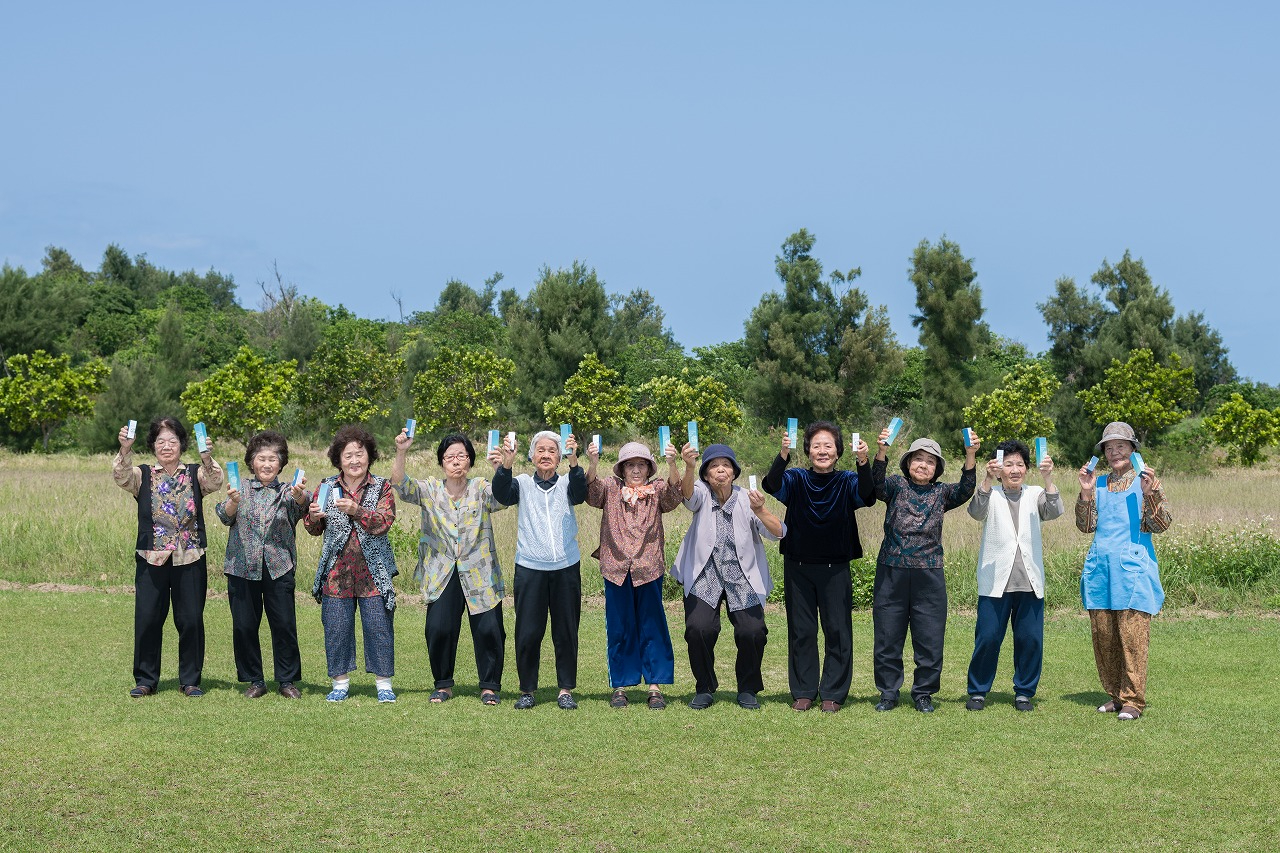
974,485,1046,599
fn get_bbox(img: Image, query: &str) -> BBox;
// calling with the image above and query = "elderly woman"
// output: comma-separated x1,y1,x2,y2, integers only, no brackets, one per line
1076,421,1171,721
491,430,588,710
872,432,978,713
113,417,223,698
762,421,874,713
964,439,1064,713
672,443,785,710
304,425,398,703
584,438,692,710
392,430,508,705
215,430,309,699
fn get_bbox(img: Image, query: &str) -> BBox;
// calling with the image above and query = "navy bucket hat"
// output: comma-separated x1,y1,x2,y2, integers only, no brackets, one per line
698,443,742,481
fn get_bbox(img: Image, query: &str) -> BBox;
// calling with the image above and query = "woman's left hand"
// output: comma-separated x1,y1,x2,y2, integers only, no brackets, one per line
1139,466,1160,496
334,496,361,517
748,489,765,510
290,478,308,504
680,442,698,467
1039,455,1055,479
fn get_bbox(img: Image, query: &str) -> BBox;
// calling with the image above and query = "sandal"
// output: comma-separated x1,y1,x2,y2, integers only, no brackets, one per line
481,690,499,706
609,689,628,708
1097,700,1121,713
647,689,667,710
429,689,452,703
1117,705,1142,721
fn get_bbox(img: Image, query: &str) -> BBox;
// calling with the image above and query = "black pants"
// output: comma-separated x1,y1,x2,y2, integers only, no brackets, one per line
133,554,207,689
227,570,301,685
425,569,505,691
513,562,581,692
872,563,947,699
783,559,853,705
683,594,767,695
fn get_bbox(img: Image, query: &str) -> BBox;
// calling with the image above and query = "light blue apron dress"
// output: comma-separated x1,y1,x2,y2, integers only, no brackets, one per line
1080,474,1164,615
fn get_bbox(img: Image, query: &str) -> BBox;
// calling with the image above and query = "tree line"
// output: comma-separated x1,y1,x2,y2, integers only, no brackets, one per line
1,231,1277,464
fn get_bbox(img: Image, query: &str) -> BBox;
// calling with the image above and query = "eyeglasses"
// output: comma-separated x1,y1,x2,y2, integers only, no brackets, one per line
154,439,181,448
442,454,470,463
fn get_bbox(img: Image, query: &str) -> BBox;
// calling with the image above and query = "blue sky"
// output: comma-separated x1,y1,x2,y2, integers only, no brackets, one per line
3,3,1275,383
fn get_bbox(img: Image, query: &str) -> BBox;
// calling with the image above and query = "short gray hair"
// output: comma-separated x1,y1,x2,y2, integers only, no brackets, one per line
529,430,562,461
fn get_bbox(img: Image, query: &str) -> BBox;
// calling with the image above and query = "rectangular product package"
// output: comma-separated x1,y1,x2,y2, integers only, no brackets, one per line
560,423,572,455
193,422,208,453
787,418,798,450
885,417,904,446
687,421,699,452
226,461,240,491
658,425,671,454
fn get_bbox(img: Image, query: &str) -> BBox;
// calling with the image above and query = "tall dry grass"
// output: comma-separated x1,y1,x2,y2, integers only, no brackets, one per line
2,447,1277,609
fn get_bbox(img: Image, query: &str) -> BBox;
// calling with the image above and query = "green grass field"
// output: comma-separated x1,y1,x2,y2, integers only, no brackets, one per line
2,449,1279,850
1,590,1278,851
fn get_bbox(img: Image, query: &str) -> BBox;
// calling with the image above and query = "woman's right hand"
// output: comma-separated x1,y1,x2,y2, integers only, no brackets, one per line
780,430,791,460
497,440,516,469
1078,464,1097,494
395,428,413,452
117,425,134,451
985,457,1002,484
225,488,241,513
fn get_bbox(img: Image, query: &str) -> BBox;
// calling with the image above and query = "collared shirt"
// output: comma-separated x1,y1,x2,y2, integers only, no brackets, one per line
689,490,760,611
215,478,307,580
113,449,224,566
586,475,683,586
1075,468,1172,534
303,474,396,598
396,474,507,614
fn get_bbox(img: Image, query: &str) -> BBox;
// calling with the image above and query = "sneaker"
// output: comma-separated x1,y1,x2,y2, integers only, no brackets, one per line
736,692,760,710
689,692,715,710
556,692,578,710
377,689,397,703
874,694,899,712
914,695,935,713
965,694,986,711
514,693,536,710
326,688,349,702
1014,695,1034,712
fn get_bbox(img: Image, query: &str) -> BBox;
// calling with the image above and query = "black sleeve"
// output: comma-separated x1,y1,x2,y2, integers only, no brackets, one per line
855,460,876,509
566,465,588,505
491,466,520,506
762,453,788,495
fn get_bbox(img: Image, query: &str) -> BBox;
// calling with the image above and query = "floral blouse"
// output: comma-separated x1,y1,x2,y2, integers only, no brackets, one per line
215,479,308,581
586,475,683,586
396,475,508,615
113,449,223,566
303,475,396,598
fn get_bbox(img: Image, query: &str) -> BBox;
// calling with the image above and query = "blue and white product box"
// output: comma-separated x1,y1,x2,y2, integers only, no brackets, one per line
126,420,137,440
885,417,904,446
687,421,699,452
226,461,240,491
506,431,516,451
1034,437,1048,465
592,434,601,455
1085,456,1099,473
748,475,758,492
962,427,975,448
194,422,208,453
405,418,417,439
560,424,572,455
850,432,860,453
318,482,332,508
787,418,798,450
658,425,671,454
1130,452,1145,479
996,448,1005,467
292,468,305,487
487,429,500,454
